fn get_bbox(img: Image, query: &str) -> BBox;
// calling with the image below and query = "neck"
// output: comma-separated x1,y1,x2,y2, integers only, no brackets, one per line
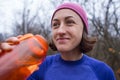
60,51,83,61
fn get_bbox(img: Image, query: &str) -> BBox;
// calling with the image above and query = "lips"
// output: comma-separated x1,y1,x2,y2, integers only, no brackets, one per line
56,38,69,43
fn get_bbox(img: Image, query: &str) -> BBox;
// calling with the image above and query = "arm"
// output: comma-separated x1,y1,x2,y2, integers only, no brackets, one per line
0,37,20,79
0,38,19,74
106,66,116,80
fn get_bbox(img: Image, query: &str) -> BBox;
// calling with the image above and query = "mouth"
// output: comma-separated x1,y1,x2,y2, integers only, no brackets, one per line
56,38,70,43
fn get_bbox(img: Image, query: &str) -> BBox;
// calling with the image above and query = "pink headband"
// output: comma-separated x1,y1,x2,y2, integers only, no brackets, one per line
51,3,88,33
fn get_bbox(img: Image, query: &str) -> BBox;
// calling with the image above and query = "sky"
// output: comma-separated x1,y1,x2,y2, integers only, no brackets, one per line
0,0,103,34
0,0,99,34
0,0,22,33
0,0,52,34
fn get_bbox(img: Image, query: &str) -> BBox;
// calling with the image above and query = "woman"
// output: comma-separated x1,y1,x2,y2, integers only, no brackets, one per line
27,2,116,80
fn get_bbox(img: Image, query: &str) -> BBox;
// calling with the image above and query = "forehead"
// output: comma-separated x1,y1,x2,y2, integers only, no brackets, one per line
52,9,81,20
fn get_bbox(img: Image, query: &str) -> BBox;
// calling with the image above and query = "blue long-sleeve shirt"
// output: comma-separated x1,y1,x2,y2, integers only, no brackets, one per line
27,53,116,80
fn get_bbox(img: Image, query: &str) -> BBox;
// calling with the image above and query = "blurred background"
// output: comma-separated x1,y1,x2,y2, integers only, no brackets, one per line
0,0,120,79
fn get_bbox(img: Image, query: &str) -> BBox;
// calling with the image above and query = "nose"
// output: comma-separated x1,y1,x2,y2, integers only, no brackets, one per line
57,23,66,35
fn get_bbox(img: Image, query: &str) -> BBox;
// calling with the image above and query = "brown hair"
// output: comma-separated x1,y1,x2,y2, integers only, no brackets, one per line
49,27,97,53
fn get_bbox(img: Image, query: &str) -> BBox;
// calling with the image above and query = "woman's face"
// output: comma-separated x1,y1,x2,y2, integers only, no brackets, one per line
51,9,83,53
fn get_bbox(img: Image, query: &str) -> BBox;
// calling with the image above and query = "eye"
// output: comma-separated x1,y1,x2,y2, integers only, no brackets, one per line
52,22,60,29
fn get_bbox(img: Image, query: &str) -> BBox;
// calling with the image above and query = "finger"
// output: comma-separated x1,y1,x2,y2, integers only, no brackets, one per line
0,43,3,55
5,37,20,45
0,43,13,52
0,49,2,52
0,49,2,54
17,35,23,39
0,49,5,56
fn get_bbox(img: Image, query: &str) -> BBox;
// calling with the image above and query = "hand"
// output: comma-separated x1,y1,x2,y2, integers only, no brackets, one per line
0,35,22,54
0,35,39,80
0,35,35,80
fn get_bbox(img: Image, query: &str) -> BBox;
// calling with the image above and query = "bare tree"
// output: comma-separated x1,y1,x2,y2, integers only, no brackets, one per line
12,0,50,37
83,0,120,79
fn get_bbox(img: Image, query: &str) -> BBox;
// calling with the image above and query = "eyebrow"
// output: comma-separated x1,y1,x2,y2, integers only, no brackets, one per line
52,19,59,21
65,16,74,20
52,16,74,21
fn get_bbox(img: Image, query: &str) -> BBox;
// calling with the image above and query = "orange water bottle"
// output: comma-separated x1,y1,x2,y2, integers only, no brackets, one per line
0,33,48,80
13,33,48,66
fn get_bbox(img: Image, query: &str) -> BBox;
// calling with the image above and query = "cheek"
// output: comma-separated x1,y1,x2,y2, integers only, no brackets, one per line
74,33,82,45
76,31,83,40
72,28,83,43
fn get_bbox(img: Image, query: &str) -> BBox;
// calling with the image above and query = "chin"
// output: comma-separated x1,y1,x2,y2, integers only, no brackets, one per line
57,47,69,52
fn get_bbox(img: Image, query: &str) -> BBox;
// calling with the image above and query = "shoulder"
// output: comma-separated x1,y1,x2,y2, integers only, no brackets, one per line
43,53,60,65
84,54,112,71
27,53,60,80
84,54,108,68
38,53,60,69
84,54,116,80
